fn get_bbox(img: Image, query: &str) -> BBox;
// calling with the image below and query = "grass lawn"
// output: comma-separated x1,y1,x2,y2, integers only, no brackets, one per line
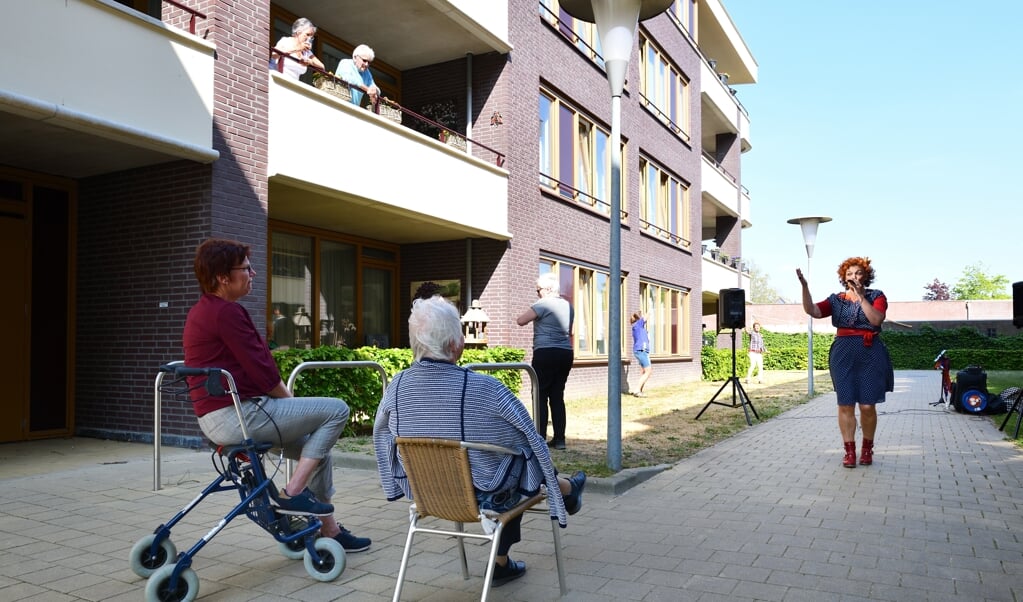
341,369,1023,476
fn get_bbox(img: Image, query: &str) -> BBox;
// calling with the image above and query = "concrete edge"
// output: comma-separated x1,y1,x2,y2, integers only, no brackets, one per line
333,451,671,497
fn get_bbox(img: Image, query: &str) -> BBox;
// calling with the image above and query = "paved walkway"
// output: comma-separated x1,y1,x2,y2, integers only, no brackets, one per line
1,371,1021,601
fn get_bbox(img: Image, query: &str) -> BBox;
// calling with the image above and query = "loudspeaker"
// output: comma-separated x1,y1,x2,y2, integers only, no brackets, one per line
718,288,746,329
953,366,988,413
1013,281,1023,328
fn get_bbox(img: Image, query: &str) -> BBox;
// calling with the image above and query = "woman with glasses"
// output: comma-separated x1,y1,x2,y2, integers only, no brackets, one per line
335,44,380,106
183,238,371,553
270,17,325,81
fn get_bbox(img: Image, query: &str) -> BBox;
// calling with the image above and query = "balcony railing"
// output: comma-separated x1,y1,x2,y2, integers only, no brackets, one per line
539,172,632,222
270,49,505,167
161,0,206,35
701,150,737,184
701,244,750,274
639,219,691,249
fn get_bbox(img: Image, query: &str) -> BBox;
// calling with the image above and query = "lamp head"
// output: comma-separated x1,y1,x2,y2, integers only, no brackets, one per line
787,216,832,259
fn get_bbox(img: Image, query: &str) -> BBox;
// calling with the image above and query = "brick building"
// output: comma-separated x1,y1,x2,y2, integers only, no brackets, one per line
0,0,756,444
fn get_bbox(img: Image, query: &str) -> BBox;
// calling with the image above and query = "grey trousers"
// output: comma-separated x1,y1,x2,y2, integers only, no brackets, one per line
198,396,349,501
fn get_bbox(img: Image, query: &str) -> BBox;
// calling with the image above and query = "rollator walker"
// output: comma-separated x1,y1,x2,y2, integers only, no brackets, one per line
129,364,345,602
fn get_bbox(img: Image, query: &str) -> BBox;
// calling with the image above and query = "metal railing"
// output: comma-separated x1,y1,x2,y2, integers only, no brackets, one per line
162,0,206,35
152,360,388,491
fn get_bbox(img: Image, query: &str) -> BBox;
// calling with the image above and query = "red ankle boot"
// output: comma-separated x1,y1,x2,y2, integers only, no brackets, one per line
842,442,856,468
860,439,873,465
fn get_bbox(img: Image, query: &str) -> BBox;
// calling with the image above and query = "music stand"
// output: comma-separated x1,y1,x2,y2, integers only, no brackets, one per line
695,327,759,426
930,349,951,408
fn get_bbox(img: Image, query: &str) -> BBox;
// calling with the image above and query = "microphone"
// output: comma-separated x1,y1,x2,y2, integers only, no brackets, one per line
933,349,947,363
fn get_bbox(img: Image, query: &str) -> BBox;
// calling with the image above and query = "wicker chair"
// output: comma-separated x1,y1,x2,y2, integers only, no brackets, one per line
391,437,567,601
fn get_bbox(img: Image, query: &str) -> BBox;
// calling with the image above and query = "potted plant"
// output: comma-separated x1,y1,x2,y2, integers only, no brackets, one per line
417,100,466,150
311,72,352,103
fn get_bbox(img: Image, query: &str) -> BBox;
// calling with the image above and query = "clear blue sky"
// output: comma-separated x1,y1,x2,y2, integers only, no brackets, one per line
724,1,1022,302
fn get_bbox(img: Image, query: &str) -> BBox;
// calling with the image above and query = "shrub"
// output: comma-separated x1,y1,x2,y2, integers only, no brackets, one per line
271,345,525,435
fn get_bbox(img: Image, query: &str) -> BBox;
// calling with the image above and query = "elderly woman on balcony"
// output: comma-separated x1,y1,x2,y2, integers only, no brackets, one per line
270,17,325,81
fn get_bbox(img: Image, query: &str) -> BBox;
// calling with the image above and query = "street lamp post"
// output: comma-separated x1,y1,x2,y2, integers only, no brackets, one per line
560,0,671,471
787,216,832,397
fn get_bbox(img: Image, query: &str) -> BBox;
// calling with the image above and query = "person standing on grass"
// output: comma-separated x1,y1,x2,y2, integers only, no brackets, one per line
517,272,574,450
745,321,766,385
630,311,652,397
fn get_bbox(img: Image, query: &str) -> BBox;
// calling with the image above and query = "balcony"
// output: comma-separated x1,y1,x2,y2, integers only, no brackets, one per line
701,247,751,315
699,60,752,152
275,0,511,72
701,152,750,222
267,73,510,244
0,0,217,178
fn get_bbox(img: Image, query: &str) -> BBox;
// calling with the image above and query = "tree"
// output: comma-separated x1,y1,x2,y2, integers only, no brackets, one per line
747,261,785,303
922,279,951,301
950,263,1011,300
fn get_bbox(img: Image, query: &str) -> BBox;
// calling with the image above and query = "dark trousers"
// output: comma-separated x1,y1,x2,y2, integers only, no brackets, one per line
497,515,522,555
532,347,574,441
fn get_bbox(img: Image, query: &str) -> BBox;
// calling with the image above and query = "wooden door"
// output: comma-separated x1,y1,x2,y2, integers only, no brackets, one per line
0,215,28,441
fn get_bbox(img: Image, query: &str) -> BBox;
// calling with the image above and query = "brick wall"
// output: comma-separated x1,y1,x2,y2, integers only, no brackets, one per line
77,161,212,444
496,5,706,394
74,0,272,444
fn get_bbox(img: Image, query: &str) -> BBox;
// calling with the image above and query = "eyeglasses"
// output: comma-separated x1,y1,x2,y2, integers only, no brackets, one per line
358,56,373,65
231,266,256,275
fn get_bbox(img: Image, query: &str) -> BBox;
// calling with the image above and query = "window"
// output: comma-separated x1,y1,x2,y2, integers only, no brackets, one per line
639,35,690,141
539,1,604,67
538,90,623,216
539,257,624,358
270,224,398,348
270,232,313,348
640,281,691,356
669,0,696,37
639,157,691,249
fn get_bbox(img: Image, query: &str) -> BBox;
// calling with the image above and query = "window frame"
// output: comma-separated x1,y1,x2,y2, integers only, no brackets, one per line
638,33,690,142
539,257,625,359
639,156,691,250
269,221,399,349
538,89,625,218
639,280,691,357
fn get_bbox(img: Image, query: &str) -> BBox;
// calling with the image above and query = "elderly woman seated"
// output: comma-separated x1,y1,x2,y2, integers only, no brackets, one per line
373,295,585,587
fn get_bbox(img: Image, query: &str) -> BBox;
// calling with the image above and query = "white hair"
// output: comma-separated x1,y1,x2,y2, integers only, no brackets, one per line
291,17,315,35
352,44,375,61
537,272,560,294
409,296,463,362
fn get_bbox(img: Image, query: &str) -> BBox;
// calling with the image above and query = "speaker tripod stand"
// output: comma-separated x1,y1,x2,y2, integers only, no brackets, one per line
695,328,759,426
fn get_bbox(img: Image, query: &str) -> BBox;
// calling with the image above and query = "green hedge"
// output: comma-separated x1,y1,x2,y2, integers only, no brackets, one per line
271,345,526,436
702,326,1023,380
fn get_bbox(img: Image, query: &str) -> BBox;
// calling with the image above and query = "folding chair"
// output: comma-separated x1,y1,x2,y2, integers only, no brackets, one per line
392,437,567,601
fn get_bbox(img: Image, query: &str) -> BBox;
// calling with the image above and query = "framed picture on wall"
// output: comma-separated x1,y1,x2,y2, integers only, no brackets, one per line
410,279,461,311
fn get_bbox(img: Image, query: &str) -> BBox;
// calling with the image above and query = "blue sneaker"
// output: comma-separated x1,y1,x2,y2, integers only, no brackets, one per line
332,525,371,553
274,487,334,516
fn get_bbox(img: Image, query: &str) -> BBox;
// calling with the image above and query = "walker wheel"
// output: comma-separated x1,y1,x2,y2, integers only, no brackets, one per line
278,537,306,560
145,563,199,602
129,534,177,578
303,537,346,581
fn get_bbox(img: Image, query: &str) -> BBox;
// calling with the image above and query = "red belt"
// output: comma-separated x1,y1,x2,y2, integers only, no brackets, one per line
837,328,876,346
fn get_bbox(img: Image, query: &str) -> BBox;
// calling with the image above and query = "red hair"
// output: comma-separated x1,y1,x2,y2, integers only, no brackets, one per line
836,257,875,287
